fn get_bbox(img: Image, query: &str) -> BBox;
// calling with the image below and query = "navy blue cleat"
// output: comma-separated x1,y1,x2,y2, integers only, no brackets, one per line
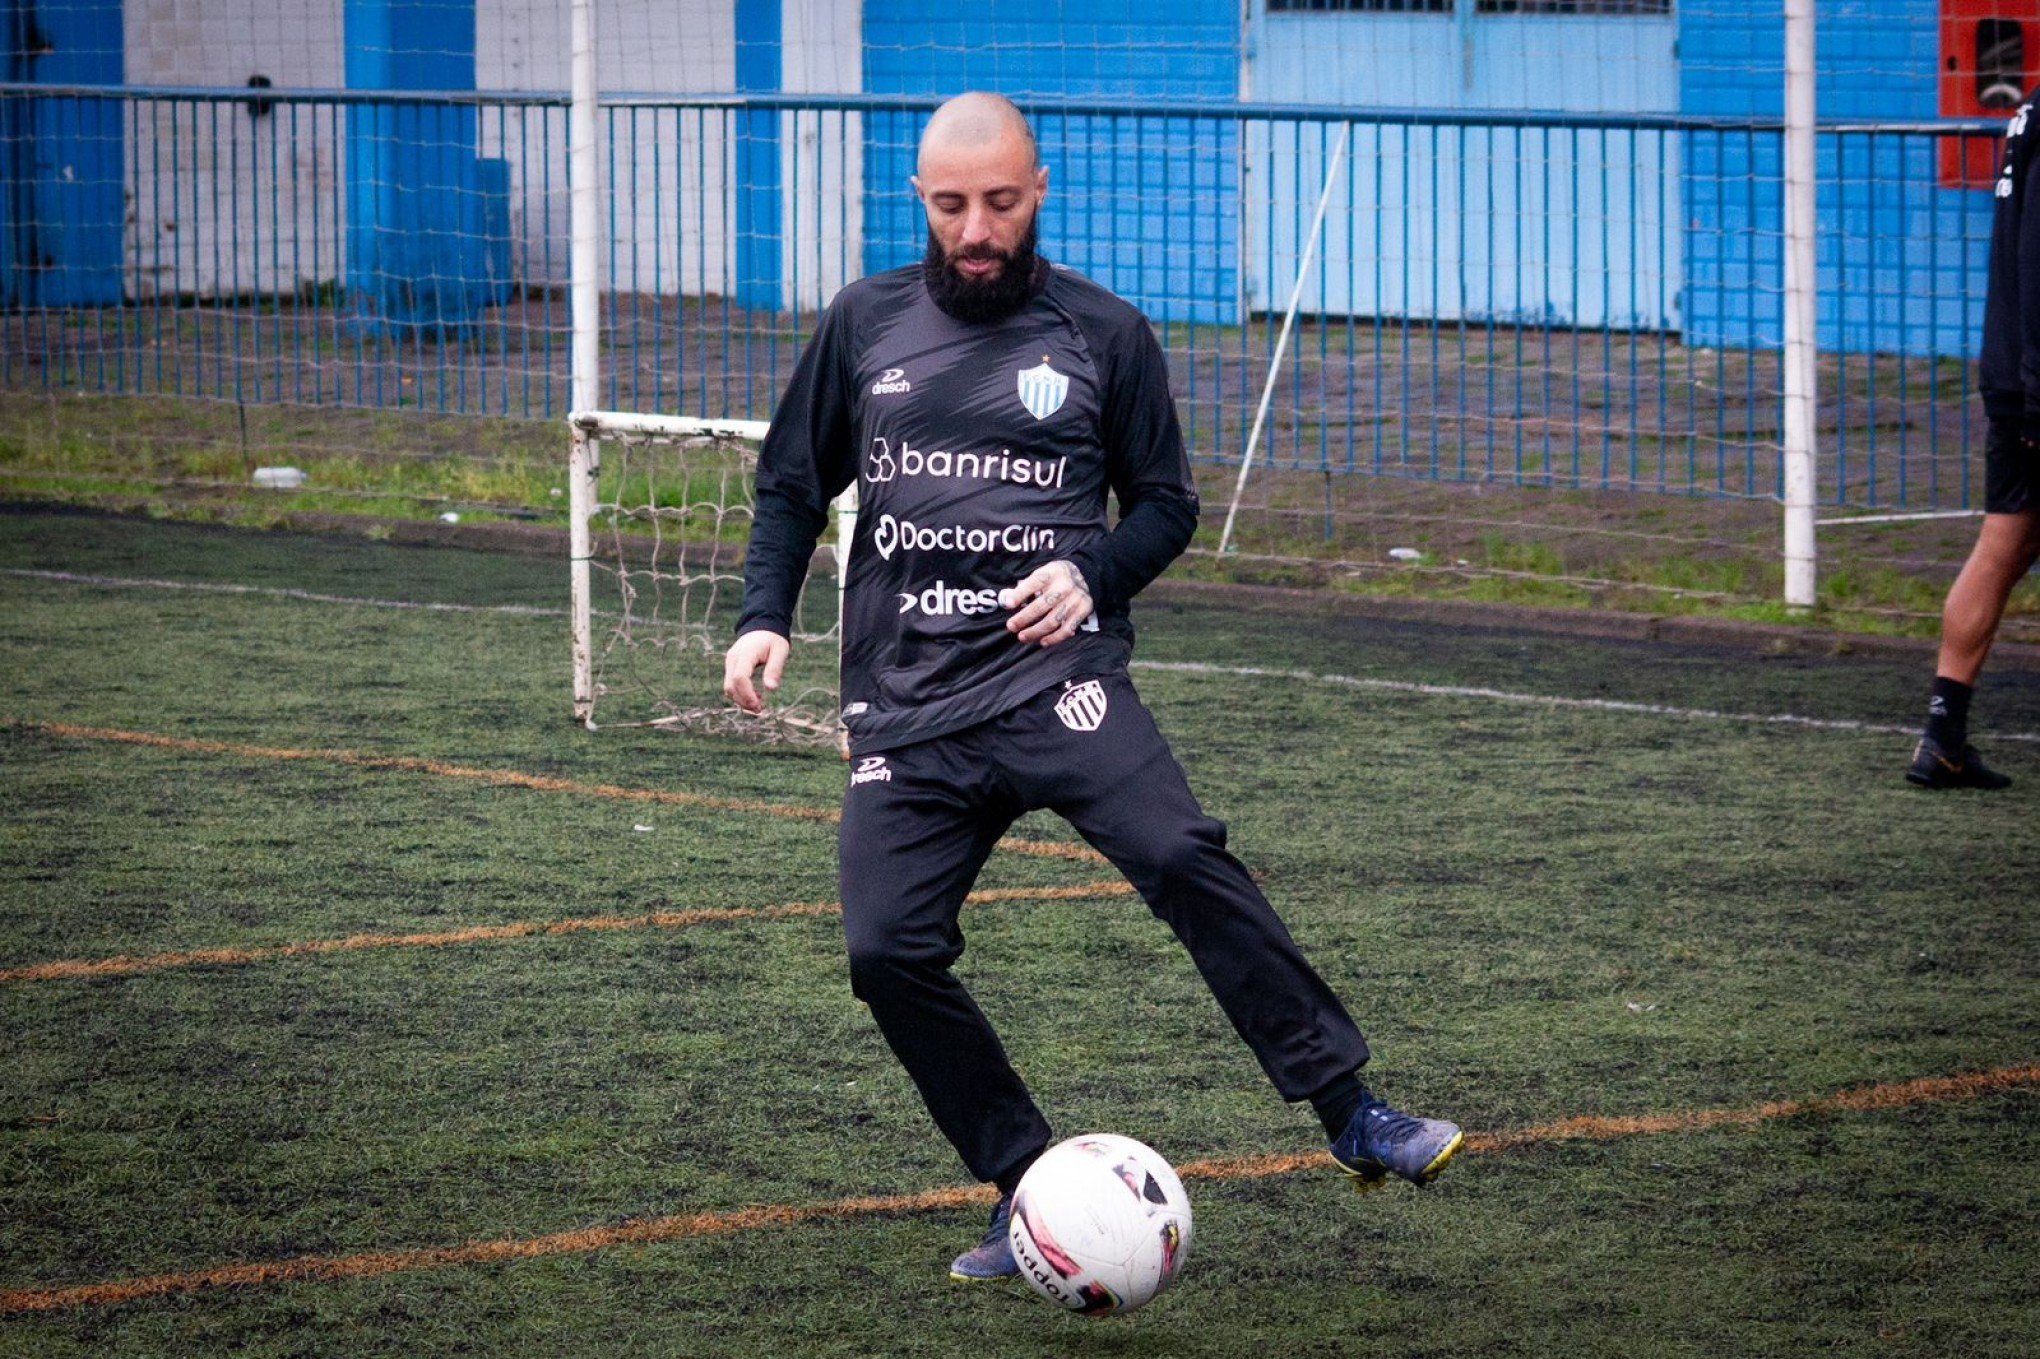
1906,736,2012,790
948,1193,1020,1282
1330,1098,1464,1194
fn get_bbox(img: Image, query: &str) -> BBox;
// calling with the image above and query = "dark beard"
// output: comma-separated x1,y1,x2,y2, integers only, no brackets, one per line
921,216,1046,324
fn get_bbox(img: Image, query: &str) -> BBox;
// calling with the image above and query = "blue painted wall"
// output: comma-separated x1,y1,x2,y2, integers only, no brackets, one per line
734,0,781,312
3,0,124,306
1249,6,1680,331
343,0,508,334
1681,0,1995,358
860,0,1241,327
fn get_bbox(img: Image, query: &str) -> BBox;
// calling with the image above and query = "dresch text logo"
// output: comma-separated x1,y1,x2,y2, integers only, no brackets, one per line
895,580,1003,617
871,367,912,396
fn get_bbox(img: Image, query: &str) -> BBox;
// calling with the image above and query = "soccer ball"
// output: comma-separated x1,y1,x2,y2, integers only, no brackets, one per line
1008,1133,1194,1316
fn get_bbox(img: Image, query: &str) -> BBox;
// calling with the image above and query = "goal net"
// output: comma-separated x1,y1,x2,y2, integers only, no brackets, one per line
568,410,853,743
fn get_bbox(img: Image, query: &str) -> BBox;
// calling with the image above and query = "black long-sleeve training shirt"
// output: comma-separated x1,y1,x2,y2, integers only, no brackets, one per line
1981,89,2040,444
736,263,1199,755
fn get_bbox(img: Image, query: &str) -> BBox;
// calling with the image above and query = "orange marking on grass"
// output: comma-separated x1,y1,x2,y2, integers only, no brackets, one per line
1,719,1105,864
1461,1063,2040,1153
993,836,1109,863
0,1185,1000,1315
0,882,1137,983
3,1064,2033,1315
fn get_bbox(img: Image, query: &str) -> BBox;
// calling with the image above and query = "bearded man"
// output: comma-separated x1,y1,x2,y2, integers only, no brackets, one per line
724,92,1462,1283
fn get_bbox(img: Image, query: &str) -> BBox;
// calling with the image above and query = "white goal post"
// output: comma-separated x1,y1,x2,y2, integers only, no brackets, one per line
568,409,857,741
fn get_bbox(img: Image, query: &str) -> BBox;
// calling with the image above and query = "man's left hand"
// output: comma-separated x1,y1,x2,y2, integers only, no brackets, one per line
1002,560,1093,647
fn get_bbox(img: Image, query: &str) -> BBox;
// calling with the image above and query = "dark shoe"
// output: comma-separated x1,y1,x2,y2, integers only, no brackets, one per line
1330,1098,1464,1194
948,1193,1019,1281
1906,736,2012,790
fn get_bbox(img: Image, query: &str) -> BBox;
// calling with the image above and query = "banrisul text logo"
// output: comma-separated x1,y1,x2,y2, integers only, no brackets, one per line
861,438,1065,490
871,367,912,396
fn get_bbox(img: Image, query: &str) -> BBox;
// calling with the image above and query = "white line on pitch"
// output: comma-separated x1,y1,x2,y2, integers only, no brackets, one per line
14,568,2032,746
1,568,569,616
1130,660,2040,744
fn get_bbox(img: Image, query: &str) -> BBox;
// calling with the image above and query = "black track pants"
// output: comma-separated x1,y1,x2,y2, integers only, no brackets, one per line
837,671,1371,1186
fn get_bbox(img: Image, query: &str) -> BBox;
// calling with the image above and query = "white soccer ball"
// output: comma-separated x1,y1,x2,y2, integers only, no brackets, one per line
1008,1133,1193,1316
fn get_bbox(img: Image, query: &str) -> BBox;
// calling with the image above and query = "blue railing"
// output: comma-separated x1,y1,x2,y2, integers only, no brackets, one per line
0,85,2011,509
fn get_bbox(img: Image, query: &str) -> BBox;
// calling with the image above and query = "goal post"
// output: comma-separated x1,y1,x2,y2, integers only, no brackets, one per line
568,409,855,742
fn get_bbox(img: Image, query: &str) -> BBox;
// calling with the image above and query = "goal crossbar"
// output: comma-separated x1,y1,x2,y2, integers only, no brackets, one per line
569,409,773,444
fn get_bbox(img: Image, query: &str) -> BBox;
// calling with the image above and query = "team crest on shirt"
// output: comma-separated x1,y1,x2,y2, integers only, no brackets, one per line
1017,357,1069,420
1054,680,1108,733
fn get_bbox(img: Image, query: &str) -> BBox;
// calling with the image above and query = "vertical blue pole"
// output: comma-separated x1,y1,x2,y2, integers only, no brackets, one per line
5,0,124,308
344,0,485,337
735,0,782,314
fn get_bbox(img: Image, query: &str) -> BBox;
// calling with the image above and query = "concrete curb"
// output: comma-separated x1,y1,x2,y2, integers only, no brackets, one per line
1144,578,2040,674
10,497,2037,674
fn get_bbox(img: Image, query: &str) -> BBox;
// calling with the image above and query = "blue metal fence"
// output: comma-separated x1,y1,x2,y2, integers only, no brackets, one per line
0,84,2010,511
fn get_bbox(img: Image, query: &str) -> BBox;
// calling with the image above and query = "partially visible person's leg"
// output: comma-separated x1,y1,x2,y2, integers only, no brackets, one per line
1935,510,2040,686
1910,509,2040,789
1933,508,2031,681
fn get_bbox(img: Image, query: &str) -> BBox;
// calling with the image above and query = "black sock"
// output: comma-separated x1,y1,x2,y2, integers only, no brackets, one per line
992,1146,1044,1199
1925,676,1973,750
1310,1072,1372,1141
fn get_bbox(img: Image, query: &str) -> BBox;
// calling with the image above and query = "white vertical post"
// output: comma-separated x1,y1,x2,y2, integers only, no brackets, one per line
1781,0,1819,611
834,482,859,635
1219,121,1351,557
568,0,602,723
569,421,597,724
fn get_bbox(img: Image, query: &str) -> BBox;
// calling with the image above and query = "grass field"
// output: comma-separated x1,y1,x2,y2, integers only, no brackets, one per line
2,506,2038,1357
10,388,2039,643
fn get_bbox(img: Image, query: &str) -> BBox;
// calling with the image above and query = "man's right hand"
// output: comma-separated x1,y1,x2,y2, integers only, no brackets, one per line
723,630,791,714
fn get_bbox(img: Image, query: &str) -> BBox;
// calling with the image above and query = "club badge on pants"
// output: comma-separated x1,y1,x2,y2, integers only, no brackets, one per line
1055,679,1108,732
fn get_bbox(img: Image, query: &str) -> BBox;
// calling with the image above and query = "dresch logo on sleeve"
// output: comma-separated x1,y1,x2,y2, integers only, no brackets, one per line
851,755,893,785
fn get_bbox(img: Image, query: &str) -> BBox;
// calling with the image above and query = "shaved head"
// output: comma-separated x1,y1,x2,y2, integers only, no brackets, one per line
912,91,1049,323
916,92,1038,177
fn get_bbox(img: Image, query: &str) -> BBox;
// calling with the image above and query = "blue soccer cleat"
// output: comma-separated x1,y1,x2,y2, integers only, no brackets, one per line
1330,1097,1464,1194
949,1193,1020,1281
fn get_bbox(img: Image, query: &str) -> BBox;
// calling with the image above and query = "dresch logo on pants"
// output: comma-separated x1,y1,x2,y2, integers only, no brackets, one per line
851,755,893,785
1054,680,1108,733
